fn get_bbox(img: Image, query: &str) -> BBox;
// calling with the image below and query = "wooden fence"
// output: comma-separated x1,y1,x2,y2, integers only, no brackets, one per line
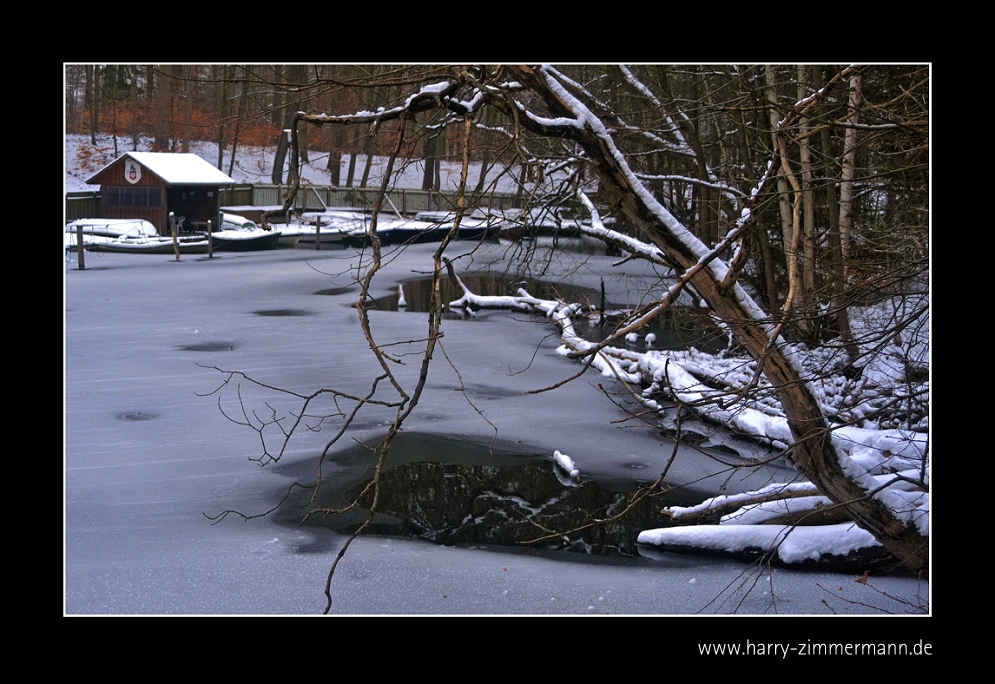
66,184,526,223
66,191,101,220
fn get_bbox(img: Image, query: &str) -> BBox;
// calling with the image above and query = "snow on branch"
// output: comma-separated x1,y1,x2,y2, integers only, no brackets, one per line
633,173,748,202
514,103,587,135
548,65,693,158
444,262,641,384
663,482,823,522
534,68,717,269
637,522,882,566
775,64,863,129
574,191,667,265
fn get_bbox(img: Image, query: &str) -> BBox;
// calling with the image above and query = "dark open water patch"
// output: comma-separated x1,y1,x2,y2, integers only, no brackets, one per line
580,308,729,354
376,272,602,313
459,383,523,400
271,432,691,557
253,309,314,317
370,272,728,353
119,411,157,421
315,287,355,296
179,341,236,352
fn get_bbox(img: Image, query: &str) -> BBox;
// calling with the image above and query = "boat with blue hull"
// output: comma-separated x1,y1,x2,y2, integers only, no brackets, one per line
414,211,504,241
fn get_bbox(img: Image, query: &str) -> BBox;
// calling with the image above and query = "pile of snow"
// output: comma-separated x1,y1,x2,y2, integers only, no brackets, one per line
552,450,580,479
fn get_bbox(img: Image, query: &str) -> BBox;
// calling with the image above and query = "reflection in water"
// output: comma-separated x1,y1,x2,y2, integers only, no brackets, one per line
377,272,601,314
253,309,314,317
375,272,728,352
179,341,235,351
352,460,678,556
276,434,686,557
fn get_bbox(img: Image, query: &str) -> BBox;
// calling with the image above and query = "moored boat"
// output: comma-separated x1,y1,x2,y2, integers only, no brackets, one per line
66,218,159,240
295,209,371,249
209,228,283,251
66,218,210,254
84,234,210,254
385,218,451,244
66,218,156,251
274,223,304,248
414,211,502,241
209,212,283,251
339,220,398,248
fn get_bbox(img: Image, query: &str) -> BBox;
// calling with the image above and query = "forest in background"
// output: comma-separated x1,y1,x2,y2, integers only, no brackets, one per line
66,64,928,349
66,65,501,190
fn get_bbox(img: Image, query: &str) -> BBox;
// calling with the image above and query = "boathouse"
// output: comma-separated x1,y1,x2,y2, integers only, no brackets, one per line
86,152,235,235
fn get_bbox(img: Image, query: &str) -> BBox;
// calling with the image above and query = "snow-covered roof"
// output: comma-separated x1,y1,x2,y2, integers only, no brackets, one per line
86,152,235,185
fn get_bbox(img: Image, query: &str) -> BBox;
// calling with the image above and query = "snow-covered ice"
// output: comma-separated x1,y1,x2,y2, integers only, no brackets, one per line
64,241,928,615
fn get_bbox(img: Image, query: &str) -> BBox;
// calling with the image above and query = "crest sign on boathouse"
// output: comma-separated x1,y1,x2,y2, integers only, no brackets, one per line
86,152,235,235
125,158,142,184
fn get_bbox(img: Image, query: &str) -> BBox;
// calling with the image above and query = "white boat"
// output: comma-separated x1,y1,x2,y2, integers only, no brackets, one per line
88,235,210,254
65,218,210,254
210,229,282,251
66,218,157,241
208,213,283,251
296,209,371,249
301,208,370,225
273,222,305,248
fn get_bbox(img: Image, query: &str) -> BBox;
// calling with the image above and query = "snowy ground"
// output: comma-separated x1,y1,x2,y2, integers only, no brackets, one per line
64,240,928,615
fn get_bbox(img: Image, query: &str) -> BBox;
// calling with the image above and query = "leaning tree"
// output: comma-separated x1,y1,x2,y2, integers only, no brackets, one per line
227,66,926,608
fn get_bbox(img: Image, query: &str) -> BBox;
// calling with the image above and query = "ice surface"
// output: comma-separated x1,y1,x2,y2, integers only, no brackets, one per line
64,242,927,615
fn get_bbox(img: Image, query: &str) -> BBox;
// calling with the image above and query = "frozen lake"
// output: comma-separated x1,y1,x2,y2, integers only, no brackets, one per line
64,241,928,615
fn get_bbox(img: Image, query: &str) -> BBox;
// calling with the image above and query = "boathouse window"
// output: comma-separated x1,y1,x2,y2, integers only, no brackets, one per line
105,186,163,208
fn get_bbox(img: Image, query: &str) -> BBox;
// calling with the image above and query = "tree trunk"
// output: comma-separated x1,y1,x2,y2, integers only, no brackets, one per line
272,128,290,185
797,66,817,327
659,66,717,246
272,91,297,184
346,152,357,187
154,65,175,152
764,66,795,308
181,66,194,153
227,69,250,179
360,135,374,187
756,224,781,311
422,129,441,192
814,67,858,361
840,73,862,267
130,67,141,151
327,150,342,186
215,65,228,170
474,153,492,195
272,66,311,184
86,65,99,145
473,105,495,195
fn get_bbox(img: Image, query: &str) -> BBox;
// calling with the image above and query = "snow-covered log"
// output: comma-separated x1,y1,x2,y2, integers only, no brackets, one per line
637,522,896,570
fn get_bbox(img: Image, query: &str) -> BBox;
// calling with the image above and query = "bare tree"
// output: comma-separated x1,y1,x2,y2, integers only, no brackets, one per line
211,65,928,608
